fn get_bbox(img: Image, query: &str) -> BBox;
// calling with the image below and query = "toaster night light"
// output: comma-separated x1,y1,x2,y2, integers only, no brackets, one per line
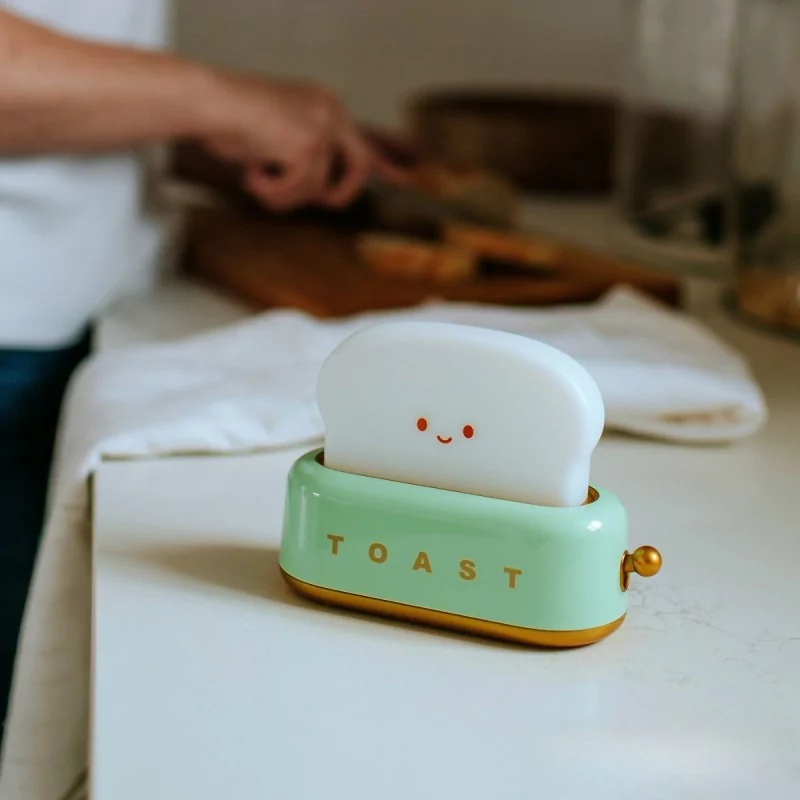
279,321,661,647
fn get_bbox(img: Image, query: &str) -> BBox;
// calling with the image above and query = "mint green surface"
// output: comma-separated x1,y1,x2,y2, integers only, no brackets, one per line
279,449,628,632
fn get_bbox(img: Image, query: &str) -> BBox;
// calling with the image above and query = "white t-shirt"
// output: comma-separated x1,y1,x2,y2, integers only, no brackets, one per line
0,0,172,348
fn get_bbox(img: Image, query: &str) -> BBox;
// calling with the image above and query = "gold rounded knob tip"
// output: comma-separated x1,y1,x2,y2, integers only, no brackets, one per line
631,546,662,577
620,546,662,591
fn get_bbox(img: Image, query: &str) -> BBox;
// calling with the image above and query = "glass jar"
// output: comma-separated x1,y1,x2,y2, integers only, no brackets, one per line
729,0,800,336
614,0,741,274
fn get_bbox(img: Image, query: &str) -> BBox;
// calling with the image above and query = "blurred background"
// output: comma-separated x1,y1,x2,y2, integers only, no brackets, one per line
167,0,800,338
174,0,624,127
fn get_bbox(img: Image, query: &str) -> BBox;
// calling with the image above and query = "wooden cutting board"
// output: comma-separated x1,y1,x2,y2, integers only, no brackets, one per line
182,207,682,317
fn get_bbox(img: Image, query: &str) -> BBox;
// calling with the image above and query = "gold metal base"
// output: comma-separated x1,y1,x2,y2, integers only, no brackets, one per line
281,569,625,648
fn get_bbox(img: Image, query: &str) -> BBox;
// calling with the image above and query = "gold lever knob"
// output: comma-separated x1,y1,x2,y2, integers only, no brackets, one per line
620,546,662,591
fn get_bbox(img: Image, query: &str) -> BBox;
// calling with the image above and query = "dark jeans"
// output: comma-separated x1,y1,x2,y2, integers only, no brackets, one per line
0,331,91,734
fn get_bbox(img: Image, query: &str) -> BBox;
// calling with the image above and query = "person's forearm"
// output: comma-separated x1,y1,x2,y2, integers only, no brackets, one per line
0,10,225,154
0,10,404,207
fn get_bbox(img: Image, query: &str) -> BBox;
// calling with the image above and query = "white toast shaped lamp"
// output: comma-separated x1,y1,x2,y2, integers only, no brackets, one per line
279,320,661,647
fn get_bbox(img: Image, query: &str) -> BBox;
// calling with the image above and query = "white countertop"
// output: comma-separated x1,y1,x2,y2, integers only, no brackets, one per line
90,266,800,799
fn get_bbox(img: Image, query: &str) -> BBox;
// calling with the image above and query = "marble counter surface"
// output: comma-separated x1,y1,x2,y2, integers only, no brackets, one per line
91,262,800,798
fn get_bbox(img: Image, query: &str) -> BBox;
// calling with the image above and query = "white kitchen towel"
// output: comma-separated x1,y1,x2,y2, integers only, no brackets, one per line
0,287,767,799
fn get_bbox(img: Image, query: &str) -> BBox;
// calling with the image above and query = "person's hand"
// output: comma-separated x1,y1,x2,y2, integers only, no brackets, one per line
202,74,406,212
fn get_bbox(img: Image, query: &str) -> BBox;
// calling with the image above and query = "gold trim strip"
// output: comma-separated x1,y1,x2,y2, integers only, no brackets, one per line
281,569,625,648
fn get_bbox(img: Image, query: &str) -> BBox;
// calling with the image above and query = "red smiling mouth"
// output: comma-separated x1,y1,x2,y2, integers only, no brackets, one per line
436,435,453,444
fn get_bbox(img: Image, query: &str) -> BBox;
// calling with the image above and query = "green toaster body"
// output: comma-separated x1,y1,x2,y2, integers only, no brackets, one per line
279,449,660,647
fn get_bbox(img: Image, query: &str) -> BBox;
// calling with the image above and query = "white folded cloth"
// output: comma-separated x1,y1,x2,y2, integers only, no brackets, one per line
0,287,766,799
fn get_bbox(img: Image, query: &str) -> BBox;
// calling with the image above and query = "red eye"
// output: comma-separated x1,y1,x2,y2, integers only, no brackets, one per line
417,417,428,431
463,425,474,439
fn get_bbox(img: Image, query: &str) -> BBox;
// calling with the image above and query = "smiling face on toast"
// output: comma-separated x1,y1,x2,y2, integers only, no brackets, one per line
317,321,604,507
417,416,474,445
